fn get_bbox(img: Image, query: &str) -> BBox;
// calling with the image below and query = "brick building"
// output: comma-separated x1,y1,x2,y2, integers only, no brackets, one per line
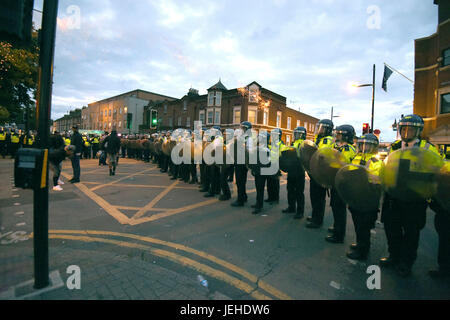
83,89,176,134
53,108,82,133
145,80,319,144
414,0,450,153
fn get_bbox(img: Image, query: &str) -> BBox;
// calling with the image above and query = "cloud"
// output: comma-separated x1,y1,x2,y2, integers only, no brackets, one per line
42,0,438,142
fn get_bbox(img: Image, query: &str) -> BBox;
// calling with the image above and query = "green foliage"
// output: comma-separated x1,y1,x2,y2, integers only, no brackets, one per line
0,31,39,124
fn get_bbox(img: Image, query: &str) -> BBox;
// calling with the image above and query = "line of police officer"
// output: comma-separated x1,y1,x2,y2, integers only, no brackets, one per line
0,128,36,158
114,115,449,278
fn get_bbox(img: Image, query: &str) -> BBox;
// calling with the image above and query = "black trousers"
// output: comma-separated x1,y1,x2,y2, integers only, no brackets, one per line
267,173,280,201
254,174,268,209
309,176,327,225
200,163,209,189
381,195,427,266
190,164,198,181
287,169,305,214
350,208,378,254
92,145,99,158
208,165,221,195
0,141,6,158
330,188,347,239
220,166,231,197
235,165,248,204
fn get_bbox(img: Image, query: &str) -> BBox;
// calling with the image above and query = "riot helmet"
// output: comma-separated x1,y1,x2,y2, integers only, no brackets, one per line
293,127,307,141
398,114,424,143
315,119,334,138
334,124,355,144
356,134,379,155
240,121,252,131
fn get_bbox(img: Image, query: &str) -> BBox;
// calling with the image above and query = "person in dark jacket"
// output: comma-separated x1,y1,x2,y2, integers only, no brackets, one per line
49,131,74,191
102,129,121,176
69,125,83,183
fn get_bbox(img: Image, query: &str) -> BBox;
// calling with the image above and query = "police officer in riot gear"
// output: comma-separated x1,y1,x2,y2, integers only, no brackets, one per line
204,126,222,198
251,130,271,214
266,128,284,204
282,126,307,219
231,121,252,207
380,114,441,277
345,133,383,260
326,124,356,243
307,119,334,228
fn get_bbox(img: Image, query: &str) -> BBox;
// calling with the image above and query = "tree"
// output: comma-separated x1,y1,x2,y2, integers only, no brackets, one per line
0,106,10,123
0,30,39,125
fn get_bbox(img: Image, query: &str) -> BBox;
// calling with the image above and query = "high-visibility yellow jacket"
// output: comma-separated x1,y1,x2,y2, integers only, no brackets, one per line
64,138,71,146
0,132,6,141
351,153,384,183
11,135,20,144
335,143,356,163
315,135,333,149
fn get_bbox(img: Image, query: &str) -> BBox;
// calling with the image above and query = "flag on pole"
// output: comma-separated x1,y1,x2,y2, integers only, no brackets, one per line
382,64,393,92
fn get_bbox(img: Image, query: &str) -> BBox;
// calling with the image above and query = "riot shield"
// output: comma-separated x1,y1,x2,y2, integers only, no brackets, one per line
299,140,317,172
309,147,347,188
279,147,302,173
435,162,449,212
380,147,444,202
335,164,382,213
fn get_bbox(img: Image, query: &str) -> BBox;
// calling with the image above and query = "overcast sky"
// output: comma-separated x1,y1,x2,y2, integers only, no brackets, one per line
32,0,438,142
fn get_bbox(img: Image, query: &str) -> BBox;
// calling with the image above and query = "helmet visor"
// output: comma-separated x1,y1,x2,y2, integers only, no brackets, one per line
357,141,377,154
400,126,420,142
315,123,330,136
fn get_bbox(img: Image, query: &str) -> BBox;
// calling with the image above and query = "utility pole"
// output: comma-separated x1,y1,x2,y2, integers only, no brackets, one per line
33,0,59,289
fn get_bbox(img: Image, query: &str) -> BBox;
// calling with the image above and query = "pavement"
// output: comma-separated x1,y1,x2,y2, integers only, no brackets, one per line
0,156,449,300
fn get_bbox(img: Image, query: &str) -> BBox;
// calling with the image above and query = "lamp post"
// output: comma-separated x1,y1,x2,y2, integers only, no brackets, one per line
352,64,376,133
330,106,340,121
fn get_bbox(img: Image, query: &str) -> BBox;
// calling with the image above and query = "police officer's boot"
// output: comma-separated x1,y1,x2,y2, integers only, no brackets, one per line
282,207,295,214
346,249,368,261
379,256,398,268
231,200,244,207
109,168,113,176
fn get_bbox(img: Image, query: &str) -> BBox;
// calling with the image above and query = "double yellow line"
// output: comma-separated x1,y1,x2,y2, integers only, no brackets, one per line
39,229,292,300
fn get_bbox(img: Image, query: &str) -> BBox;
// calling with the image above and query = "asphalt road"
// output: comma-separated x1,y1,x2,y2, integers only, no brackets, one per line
0,157,449,300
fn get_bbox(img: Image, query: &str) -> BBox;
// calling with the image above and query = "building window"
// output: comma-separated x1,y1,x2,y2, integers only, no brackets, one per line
214,109,221,124
109,110,111,116
208,92,214,106
168,117,173,127
164,104,167,114
286,135,291,146
109,122,111,128
186,117,191,127
178,116,182,126
208,91,222,107
183,100,187,111
287,117,291,129
304,121,308,132
233,107,241,124
119,107,122,114
297,120,300,127
215,91,222,106
443,48,450,67
199,110,205,125
248,107,257,124
119,121,122,128
263,109,268,125
104,110,107,116
441,93,450,114
276,112,281,128
207,109,214,125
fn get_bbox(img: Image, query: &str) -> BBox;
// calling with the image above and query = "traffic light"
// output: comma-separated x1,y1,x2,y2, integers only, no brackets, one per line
150,110,158,129
0,0,34,46
362,123,370,134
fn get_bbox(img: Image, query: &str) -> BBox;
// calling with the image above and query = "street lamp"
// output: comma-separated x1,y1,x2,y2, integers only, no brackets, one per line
330,106,340,121
351,64,376,133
